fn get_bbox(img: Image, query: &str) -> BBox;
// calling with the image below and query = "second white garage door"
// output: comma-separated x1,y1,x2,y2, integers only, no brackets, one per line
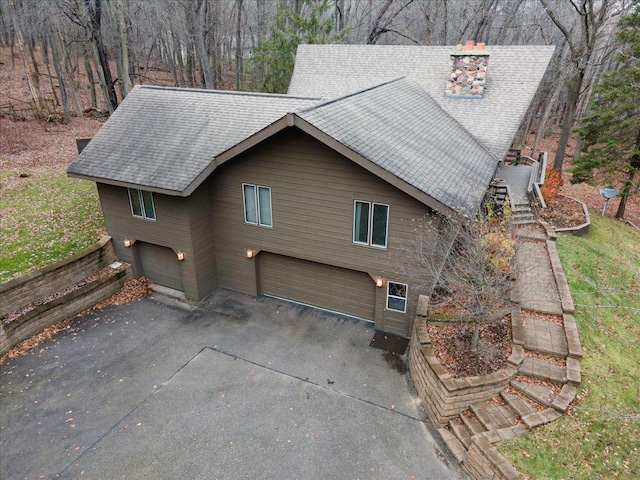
258,252,376,321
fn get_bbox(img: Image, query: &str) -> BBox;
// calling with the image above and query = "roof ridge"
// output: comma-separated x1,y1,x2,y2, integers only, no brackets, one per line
137,84,321,101
296,77,406,113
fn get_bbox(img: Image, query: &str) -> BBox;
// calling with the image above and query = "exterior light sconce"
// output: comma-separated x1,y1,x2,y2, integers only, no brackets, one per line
123,238,132,248
246,249,254,259
376,277,384,288
176,251,185,261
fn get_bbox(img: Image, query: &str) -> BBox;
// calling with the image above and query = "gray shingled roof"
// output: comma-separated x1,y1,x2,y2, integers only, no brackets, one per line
67,86,320,193
298,78,496,217
288,44,555,159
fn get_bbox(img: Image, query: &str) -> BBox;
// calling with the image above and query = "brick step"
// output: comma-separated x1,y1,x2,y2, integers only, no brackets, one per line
449,418,473,448
501,390,540,418
522,319,569,358
563,313,584,360
460,412,487,436
521,408,563,429
510,380,577,413
438,427,467,463
520,356,567,384
471,401,517,431
566,357,582,386
476,424,529,444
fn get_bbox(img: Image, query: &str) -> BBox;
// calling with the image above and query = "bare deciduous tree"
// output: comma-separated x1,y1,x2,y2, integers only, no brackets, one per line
407,209,516,355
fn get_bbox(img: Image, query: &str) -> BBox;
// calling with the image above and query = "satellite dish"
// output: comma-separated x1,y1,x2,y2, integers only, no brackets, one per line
600,186,618,199
599,186,619,216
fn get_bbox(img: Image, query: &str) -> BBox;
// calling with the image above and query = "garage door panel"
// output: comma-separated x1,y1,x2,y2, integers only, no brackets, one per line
138,242,183,291
259,253,375,320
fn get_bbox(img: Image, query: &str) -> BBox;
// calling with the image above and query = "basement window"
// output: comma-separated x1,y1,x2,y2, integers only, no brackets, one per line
128,188,156,220
386,281,408,313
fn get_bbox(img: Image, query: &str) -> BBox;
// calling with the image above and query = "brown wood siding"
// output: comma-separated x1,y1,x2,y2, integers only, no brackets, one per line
186,184,218,298
97,183,217,300
258,253,376,320
209,128,447,336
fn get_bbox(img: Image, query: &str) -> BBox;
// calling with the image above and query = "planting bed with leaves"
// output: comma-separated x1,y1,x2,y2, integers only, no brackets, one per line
498,215,640,479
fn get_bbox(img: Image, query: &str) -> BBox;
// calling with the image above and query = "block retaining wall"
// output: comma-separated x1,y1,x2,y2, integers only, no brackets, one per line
0,237,132,356
409,297,520,428
0,236,116,318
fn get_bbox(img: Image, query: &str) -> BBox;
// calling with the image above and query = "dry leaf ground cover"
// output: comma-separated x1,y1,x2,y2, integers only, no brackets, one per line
1,48,105,282
498,215,640,479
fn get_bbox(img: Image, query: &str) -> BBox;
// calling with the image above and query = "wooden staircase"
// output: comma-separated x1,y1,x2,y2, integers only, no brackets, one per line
512,202,536,226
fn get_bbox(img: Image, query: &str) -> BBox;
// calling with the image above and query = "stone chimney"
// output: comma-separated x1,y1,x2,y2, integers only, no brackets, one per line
446,40,489,99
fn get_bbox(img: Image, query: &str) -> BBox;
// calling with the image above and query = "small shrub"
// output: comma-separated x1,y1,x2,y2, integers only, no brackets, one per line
541,168,563,202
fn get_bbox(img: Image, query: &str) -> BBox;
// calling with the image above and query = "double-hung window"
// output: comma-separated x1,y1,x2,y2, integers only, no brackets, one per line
353,200,389,248
243,184,272,227
128,188,156,220
386,281,408,313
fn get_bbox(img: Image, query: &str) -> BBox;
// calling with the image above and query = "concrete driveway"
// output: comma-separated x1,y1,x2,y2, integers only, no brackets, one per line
1,289,462,479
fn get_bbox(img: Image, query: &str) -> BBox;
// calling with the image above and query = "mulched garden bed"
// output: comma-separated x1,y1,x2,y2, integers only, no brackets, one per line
427,315,512,378
540,195,587,229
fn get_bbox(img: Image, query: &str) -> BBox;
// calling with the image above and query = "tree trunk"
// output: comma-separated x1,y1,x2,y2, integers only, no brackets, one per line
235,0,243,90
86,0,118,112
83,44,97,108
533,77,564,156
14,20,45,117
192,0,214,89
471,320,480,354
553,71,583,170
615,170,635,220
51,33,71,121
616,131,640,219
40,35,60,108
115,0,132,99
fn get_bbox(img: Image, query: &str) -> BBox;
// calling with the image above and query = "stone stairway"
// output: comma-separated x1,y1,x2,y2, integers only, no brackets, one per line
438,316,582,468
436,225,583,478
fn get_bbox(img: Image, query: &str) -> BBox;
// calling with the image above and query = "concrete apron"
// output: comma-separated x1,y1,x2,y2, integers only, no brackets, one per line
0,289,462,479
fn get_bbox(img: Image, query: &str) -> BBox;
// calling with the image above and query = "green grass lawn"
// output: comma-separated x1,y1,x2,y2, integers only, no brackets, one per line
499,215,640,479
0,169,105,283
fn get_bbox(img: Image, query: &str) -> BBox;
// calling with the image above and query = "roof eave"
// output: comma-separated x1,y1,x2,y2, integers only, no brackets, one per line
66,171,185,197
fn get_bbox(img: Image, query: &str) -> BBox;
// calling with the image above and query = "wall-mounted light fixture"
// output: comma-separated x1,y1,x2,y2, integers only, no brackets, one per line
123,238,132,248
176,251,185,261
246,249,254,259
376,277,384,288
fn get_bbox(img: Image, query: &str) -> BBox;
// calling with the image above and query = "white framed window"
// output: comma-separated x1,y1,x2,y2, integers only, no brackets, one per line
353,200,388,248
386,281,407,313
243,183,272,227
128,188,156,220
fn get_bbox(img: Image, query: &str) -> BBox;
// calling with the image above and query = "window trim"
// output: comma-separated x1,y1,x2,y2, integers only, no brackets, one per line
352,200,389,248
128,188,156,221
386,281,408,313
242,183,273,228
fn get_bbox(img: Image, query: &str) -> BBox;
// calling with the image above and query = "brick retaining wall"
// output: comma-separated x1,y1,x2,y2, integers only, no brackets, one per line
409,297,520,427
0,236,116,318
